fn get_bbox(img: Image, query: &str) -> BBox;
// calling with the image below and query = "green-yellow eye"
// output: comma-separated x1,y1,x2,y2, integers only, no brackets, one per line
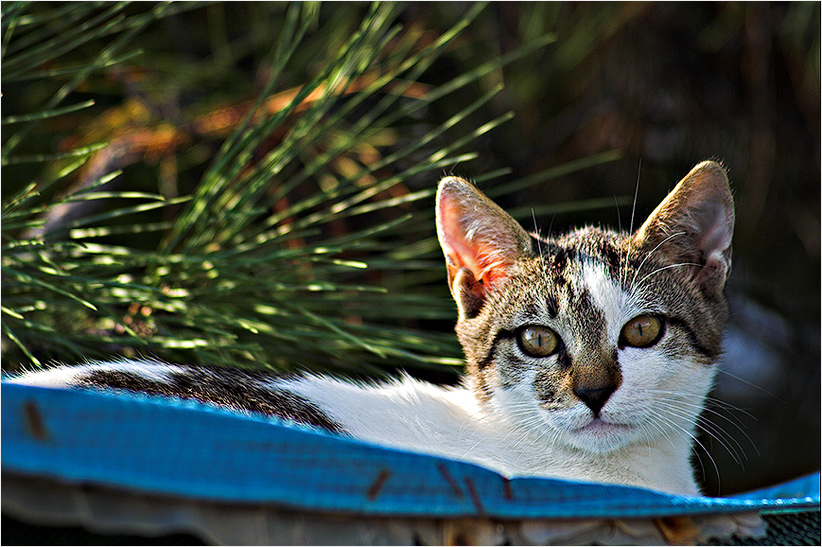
517,325,560,357
620,315,664,348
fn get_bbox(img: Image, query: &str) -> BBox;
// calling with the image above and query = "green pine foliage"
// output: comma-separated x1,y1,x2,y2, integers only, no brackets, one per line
2,2,615,378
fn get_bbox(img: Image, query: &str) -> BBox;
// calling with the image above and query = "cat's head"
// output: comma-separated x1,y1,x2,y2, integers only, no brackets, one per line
436,161,734,454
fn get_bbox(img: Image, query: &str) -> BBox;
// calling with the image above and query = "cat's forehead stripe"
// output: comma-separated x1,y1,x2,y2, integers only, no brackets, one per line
568,288,609,344
514,295,559,323
545,293,559,318
553,229,630,281
592,239,624,278
522,302,542,320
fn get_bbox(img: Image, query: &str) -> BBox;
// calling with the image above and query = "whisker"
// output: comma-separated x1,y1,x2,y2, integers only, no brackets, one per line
645,389,755,429
620,159,642,289
652,399,749,465
635,261,702,287
653,408,722,491
714,368,787,404
530,209,554,298
702,395,759,421
629,230,687,289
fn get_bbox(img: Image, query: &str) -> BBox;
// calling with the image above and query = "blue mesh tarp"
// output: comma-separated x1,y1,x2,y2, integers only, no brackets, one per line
2,382,818,519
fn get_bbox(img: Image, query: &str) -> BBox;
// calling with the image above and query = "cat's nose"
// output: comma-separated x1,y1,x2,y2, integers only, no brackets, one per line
573,384,616,416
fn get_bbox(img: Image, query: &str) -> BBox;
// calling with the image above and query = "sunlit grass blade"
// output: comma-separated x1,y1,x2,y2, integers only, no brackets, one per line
1,99,96,124
2,142,107,166
43,196,190,238
485,149,624,198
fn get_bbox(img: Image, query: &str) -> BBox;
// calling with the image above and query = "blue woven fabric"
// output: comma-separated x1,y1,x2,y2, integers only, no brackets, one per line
2,382,818,518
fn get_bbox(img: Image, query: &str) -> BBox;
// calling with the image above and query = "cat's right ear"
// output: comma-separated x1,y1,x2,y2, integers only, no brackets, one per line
632,161,735,291
436,177,532,318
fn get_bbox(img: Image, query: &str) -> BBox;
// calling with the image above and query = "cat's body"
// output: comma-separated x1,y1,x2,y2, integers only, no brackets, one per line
10,161,735,496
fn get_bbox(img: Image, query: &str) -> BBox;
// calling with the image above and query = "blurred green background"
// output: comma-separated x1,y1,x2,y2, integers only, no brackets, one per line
2,2,818,496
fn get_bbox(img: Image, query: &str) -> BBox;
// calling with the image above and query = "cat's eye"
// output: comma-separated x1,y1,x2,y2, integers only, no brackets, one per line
517,325,560,357
620,315,664,348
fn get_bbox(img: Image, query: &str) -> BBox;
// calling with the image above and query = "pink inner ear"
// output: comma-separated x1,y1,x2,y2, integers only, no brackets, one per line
438,196,512,292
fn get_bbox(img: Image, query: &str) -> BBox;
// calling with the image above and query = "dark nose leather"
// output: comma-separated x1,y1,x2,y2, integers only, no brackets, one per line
573,384,616,416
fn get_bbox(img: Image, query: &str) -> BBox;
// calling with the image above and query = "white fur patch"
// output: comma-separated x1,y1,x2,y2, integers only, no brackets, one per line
581,259,638,343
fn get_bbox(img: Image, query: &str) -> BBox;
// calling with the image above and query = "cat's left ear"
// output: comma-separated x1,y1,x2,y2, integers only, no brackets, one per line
436,177,532,318
632,161,735,290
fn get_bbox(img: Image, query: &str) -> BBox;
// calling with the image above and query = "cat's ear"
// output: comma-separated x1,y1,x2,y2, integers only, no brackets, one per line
436,177,532,318
632,161,735,290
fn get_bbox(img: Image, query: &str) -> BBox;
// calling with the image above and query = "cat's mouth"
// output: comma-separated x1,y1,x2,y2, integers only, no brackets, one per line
573,418,632,436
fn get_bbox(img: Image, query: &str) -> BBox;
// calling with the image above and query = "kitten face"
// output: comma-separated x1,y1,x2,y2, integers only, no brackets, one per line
437,162,734,455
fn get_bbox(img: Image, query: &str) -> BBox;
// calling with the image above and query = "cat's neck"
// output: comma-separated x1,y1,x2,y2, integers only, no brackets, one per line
491,409,700,495
536,433,698,495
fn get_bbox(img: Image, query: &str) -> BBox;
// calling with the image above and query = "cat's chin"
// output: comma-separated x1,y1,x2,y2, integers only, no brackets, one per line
564,418,638,453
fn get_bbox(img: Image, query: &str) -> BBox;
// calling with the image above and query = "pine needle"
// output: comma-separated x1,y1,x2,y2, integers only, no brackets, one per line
1,2,614,380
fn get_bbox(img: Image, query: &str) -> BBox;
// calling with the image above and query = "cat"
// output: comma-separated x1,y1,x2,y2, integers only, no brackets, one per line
9,161,735,496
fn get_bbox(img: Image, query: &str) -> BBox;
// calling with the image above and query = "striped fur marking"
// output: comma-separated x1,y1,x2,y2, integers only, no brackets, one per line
77,367,344,433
